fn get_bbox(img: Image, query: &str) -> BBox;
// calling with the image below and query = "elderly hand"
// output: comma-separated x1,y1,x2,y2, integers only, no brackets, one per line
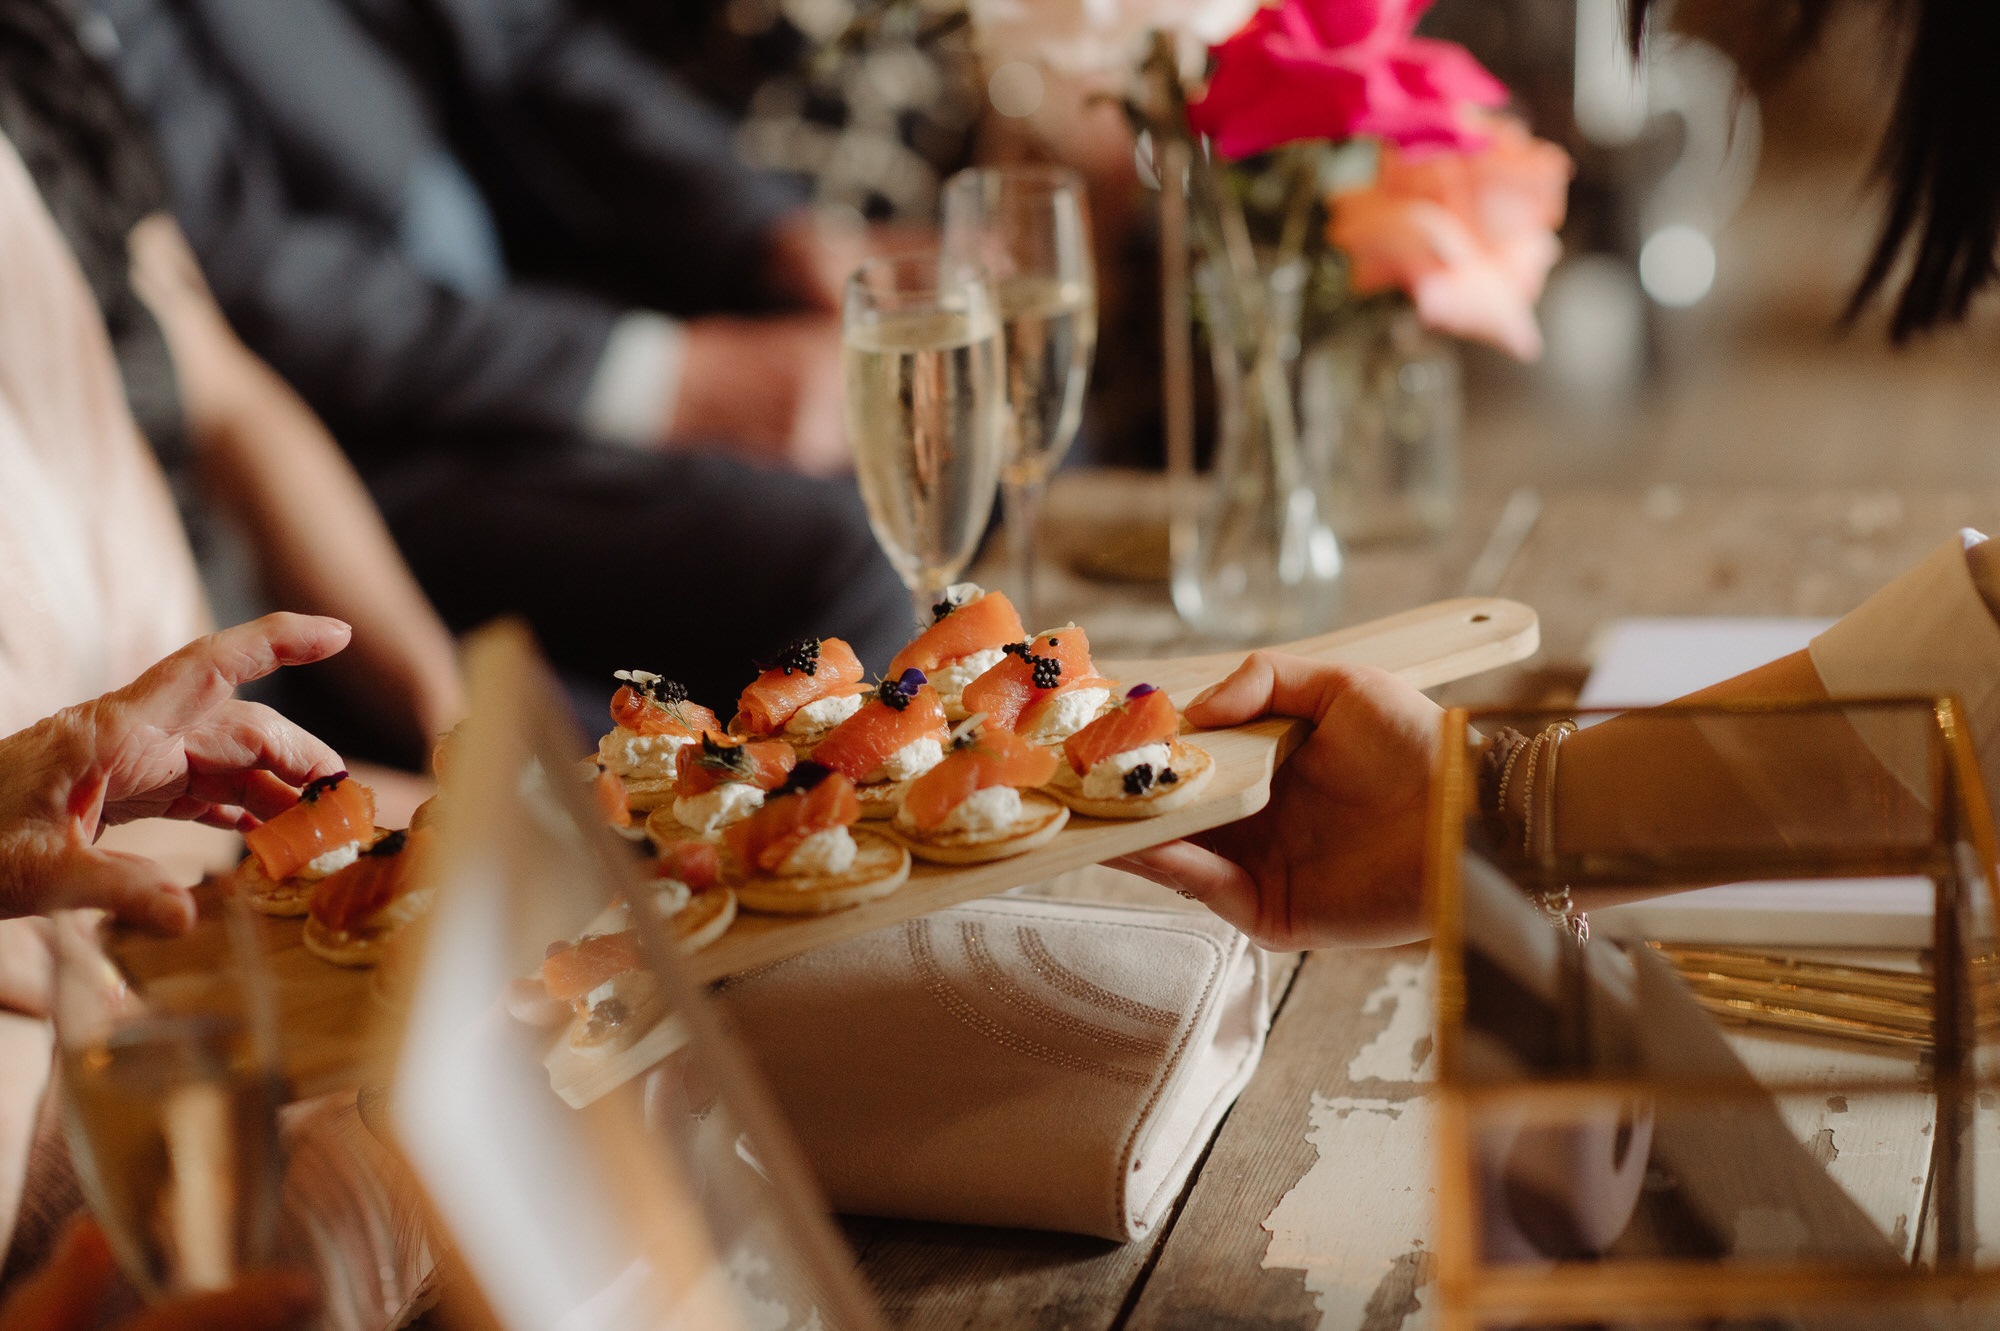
0,614,350,934
1111,654,1443,950
0,1218,316,1331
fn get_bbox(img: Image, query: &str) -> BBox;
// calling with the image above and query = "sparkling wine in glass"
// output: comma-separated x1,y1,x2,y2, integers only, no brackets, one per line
942,165,1097,628
842,251,1008,627
53,904,286,1301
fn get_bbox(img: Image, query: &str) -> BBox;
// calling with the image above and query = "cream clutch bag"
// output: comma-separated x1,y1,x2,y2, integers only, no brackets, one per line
717,894,1270,1241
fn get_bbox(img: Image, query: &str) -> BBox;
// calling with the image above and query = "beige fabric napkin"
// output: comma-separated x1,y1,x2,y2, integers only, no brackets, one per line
717,895,1269,1242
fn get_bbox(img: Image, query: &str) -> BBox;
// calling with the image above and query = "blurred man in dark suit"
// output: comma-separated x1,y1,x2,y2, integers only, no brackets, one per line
86,0,910,712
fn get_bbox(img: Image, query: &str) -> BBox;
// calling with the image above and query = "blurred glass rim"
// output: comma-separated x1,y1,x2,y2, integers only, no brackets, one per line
943,161,1088,204
843,249,996,313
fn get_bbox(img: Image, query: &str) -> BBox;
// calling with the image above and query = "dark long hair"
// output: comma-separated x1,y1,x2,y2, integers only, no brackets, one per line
1636,0,2000,340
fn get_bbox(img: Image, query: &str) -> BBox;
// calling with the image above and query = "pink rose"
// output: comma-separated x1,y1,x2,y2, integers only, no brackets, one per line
1187,0,1507,160
1327,117,1572,359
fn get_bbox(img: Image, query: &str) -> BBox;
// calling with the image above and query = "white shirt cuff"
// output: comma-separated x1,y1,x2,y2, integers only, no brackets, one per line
1808,528,2000,821
579,311,685,449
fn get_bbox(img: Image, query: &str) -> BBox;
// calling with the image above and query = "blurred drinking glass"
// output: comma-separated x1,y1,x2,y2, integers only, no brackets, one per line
942,165,1097,629
51,902,287,1303
842,249,1008,628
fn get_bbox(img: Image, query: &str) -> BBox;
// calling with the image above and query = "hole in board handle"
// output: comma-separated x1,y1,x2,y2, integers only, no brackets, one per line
1470,613,1491,623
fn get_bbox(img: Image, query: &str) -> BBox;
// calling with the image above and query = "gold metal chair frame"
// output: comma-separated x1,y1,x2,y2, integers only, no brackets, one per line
1428,695,2000,1328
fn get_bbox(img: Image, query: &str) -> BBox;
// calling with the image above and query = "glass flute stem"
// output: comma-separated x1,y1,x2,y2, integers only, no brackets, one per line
906,582,937,633
1005,476,1044,630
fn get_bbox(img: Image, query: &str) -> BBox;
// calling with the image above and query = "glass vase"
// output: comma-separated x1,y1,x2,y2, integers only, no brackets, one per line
1172,258,1345,642
1303,301,1462,545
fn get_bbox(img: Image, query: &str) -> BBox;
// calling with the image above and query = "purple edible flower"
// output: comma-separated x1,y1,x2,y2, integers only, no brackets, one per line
1126,683,1159,700
896,668,926,694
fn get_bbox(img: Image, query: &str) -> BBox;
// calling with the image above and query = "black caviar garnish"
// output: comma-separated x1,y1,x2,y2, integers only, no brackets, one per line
300,771,348,803
364,828,408,858
1159,768,1179,784
1123,764,1156,796
774,761,834,797
655,679,689,705
585,997,631,1040
772,638,822,677
932,597,956,622
1001,640,1063,689
696,731,750,777
875,668,926,712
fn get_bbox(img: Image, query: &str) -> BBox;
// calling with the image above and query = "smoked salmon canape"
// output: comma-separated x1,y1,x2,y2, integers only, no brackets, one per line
303,827,438,968
721,764,910,915
238,772,384,917
808,669,950,819
642,732,797,843
1046,684,1214,819
887,583,1025,720
594,670,723,813
521,843,737,1051
729,637,870,751
958,625,1121,747
888,718,1070,865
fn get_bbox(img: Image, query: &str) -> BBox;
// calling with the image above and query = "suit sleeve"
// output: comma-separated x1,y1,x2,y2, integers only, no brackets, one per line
431,0,804,314
96,0,624,448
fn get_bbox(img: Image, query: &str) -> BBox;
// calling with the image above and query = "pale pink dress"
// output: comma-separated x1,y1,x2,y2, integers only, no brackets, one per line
0,130,207,735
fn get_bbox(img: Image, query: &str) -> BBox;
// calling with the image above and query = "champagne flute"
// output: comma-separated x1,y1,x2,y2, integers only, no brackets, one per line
941,165,1098,629
842,250,1008,628
51,901,287,1302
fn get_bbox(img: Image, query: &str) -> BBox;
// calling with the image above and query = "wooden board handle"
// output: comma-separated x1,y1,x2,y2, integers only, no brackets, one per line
1097,597,1539,702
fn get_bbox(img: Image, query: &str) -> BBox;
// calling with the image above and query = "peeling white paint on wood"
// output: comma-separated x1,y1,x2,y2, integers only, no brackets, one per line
1346,958,1436,1086
1262,1095,1436,1331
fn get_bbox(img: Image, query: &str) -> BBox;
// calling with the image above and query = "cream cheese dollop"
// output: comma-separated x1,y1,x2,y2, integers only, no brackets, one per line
865,736,945,784
778,826,858,876
930,646,1008,706
302,841,362,880
597,727,693,782
785,692,863,737
1019,687,1112,746
897,784,1021,836
1082,742,1174,800
674,783,765,835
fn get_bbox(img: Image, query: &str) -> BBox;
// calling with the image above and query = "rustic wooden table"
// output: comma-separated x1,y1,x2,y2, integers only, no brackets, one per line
835,472,1991,1330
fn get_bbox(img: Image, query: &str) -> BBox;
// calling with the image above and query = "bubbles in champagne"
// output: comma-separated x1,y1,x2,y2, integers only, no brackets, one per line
842,309,1006,594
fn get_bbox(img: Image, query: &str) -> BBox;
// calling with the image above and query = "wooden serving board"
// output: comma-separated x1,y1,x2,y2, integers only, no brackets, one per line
681,596,1537,982
110,597,1536,1099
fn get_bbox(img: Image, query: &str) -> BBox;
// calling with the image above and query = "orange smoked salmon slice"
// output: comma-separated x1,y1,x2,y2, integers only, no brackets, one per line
675,734,798,796
725,769,861,872
734,638,865,736
610,684,720,738
812,677,948,781
655,840,720,891
542,931,642,1004
900,729,1059,830
593,769,632,826
245,773,376,882
888,591,1025,676
959,626,1098,731
309,828,430,933
1064,686,1178,775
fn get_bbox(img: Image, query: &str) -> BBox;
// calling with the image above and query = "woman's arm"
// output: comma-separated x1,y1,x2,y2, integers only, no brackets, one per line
127,215,464,760
1114,646,1895,950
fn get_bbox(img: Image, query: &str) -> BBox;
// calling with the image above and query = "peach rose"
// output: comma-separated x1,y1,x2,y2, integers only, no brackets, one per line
1327,117,1572,359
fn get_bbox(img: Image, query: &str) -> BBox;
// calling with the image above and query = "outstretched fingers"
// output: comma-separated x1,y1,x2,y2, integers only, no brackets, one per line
107,615,351,736
181,701,344,792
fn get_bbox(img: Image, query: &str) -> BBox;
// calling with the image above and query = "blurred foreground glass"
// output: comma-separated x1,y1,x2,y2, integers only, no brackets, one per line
1429,698,2000,1328
386,622,882,1331
52,901,286,1302
941,165,1097,628
842,250,1007,629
